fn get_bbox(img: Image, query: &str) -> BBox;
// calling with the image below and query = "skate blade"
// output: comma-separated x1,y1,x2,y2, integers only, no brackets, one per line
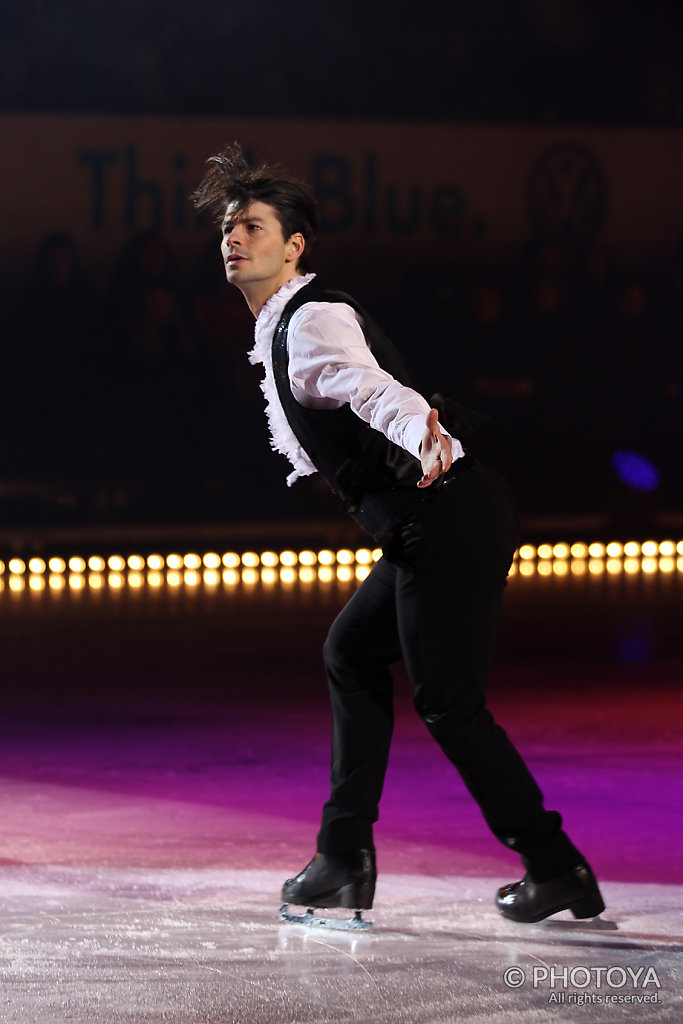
279,904,372,932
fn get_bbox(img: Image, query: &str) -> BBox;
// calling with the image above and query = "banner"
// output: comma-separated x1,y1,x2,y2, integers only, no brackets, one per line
2,112,683,282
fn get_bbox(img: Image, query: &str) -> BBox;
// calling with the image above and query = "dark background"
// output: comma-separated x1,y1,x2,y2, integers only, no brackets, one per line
2,0,682,543
4,0,683,125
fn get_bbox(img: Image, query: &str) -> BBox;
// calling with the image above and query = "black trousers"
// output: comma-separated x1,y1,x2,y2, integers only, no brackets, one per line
317,460,583,882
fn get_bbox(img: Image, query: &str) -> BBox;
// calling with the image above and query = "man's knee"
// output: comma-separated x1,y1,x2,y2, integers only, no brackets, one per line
417,696,493,746
323,621,392,693
323,623,356,678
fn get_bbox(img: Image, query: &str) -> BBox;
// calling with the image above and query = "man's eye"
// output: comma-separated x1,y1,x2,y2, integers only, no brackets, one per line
248,224,261,232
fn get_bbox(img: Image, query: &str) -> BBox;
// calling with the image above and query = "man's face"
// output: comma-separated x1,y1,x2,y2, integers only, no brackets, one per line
220,200,294,293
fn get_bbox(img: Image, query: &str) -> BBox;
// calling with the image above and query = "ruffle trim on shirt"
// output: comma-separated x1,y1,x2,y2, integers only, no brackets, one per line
247,273,317,486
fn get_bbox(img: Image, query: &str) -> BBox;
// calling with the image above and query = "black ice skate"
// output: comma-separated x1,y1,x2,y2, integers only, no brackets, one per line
279,850,376,931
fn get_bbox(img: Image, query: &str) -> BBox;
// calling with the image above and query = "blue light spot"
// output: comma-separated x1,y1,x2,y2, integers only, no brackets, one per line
610,450,660,492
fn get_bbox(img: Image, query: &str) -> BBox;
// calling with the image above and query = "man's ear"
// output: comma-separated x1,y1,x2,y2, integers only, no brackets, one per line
286,233,305,264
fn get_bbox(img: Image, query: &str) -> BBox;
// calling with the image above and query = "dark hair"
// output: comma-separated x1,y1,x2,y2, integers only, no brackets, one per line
193,143,318,273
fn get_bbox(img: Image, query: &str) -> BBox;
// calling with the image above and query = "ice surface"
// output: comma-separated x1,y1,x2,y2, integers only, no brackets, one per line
0,866,681,1023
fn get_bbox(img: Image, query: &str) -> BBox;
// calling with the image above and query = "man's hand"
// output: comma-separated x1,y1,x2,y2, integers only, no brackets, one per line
418,408,453,488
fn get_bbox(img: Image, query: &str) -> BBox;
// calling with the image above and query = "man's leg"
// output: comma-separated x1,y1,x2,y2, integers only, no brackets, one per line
317,555,402,854
281,556,400,910
392,463,603,918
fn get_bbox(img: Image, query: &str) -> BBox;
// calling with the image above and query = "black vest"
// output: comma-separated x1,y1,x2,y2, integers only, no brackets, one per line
271,282,430,540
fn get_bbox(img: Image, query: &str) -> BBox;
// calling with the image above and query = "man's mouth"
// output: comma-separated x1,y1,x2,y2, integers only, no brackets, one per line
226,253,246,265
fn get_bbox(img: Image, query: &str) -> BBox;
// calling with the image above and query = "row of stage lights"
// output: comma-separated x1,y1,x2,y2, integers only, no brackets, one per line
0,541,681,593
514,540,683,577
0,548,382,593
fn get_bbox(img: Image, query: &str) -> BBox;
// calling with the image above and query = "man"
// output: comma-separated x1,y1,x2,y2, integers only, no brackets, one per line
193,145,605,925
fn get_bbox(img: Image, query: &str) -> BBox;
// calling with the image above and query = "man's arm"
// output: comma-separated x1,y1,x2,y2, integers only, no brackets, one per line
288,302,464,484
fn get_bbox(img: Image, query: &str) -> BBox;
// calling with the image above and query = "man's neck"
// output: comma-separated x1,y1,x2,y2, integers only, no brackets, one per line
242,269,304,318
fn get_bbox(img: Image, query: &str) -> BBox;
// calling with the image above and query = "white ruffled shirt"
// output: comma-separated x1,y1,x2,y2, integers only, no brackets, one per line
247,274,464,485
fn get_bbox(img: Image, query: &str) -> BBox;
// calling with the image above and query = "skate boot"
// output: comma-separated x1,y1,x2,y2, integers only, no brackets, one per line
496,863,605,923
279,850,376,931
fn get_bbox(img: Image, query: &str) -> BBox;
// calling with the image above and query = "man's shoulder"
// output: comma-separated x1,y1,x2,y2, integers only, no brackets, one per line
282,280,359,314
288,283,362,332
